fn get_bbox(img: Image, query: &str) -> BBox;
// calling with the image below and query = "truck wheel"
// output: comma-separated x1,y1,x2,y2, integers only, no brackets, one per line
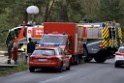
29,67,35,72
75,56,80,65
84,48,92,62
94,54,106,63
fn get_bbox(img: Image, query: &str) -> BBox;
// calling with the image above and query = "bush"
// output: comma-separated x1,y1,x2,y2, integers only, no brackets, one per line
0,63,28,77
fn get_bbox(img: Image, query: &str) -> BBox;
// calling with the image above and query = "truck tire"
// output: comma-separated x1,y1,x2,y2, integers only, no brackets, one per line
94,54,106,63
84,48,92,62
75,56,82,64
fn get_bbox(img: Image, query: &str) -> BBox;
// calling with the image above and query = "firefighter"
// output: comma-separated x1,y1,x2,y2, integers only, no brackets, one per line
27,38,35,57
7,40,13,64
12,40,18,64
20,43,28,63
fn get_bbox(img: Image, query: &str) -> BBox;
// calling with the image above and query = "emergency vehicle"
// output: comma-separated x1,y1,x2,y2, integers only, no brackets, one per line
78,21,122,63
5,25,44,47
40,21,122,63
40,22,85,64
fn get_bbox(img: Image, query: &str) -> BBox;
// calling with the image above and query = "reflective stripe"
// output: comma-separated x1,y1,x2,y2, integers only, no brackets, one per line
101,27,109,48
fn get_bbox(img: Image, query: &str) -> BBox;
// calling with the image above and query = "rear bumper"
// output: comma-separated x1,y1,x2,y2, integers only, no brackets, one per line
115,60,124,64
29,62,60,69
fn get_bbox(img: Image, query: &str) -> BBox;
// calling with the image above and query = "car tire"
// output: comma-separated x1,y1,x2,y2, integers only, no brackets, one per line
29,67,35,72
66,63,71,70
115,62,120,68
57,63,63,72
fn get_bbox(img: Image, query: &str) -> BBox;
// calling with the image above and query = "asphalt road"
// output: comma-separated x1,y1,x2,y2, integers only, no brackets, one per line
0,59,124,83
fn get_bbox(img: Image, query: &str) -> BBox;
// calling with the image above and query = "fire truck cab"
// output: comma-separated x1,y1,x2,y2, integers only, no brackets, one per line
6,25,44,47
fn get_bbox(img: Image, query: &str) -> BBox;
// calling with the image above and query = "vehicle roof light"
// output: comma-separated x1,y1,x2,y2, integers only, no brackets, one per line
45,31,48,34
54,43,59,46
53,32,58,34
18,24,22,27
62,32,66,35
100,23,105,27
122,44,124,46
40,43,44,46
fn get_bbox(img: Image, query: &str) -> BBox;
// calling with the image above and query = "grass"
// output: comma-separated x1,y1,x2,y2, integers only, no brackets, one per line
0,63,28,77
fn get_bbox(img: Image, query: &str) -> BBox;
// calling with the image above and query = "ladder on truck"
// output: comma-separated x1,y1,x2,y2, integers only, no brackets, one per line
109,22,118,48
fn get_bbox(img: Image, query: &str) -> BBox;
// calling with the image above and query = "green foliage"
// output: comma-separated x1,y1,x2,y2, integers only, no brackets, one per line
0,63,28,76
0,0,124,43
48,0,84,22
99,0,122,21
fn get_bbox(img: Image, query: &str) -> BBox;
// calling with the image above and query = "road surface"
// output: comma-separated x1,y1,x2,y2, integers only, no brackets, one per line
0,59,124,83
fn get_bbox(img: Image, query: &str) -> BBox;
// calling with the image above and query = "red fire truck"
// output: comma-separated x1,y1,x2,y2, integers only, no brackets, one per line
39,21,122,63
39,22,85,64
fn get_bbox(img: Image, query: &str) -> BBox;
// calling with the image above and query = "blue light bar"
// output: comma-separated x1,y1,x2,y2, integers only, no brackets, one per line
18,24,22,27
45,31,48,34
40,43,44,46
122,43,124,46
54,43,59,46
100,23,105,27
62,32,66,35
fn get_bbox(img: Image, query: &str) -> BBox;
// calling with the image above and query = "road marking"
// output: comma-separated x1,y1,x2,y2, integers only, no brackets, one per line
38,72,78,83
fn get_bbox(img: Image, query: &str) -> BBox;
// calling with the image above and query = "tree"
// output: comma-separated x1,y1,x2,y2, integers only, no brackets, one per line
46,0,84,22
81,0,100,21
99,0,122,21
43,0,56,22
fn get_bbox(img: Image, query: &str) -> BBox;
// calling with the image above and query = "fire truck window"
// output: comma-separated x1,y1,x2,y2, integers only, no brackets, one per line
9,31,15,40
41,36,66,45
6,30,15,46
57,47,64,55
15,28,21,37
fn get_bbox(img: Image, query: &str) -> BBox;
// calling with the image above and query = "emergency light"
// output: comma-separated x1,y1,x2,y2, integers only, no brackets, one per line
45,31,48,34
54,43,60,46
40,43,59,46
100,23,105,27
40,43,44,46
62,32,66,35
122,44,124,46
53,32,58,34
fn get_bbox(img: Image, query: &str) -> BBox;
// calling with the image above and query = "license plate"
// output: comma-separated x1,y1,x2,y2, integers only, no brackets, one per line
38,59,47,62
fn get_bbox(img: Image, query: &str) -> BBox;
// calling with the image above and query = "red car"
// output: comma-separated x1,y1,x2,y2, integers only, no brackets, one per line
29,46,71,72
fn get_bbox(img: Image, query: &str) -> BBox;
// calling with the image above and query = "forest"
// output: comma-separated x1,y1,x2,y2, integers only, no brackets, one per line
0,0,124,28
0,0,124,47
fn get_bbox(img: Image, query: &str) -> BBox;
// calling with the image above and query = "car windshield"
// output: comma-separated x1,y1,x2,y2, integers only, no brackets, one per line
41,36,66,45
32,49,55,56
118,47,124,53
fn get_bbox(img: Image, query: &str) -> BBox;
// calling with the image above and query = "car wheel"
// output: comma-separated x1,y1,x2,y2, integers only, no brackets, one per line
66,63,71,70
29,67,35,72
57,63,63,72
115,62,120,68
